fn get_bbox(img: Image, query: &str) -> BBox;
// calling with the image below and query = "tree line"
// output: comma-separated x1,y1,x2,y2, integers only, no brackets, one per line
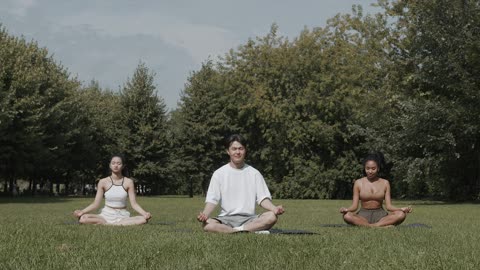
1,0,479,200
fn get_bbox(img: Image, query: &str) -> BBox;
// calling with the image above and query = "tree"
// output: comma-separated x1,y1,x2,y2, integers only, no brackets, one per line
119,62,169,194
371,0,480,199
173,61,234,196
68,81,124,194
218,17,390,198
0,26,80,195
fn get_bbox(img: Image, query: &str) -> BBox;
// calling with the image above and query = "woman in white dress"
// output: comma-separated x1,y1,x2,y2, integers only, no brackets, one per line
73,155,151,225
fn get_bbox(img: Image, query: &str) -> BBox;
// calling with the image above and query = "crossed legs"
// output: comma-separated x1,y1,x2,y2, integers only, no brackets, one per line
203,211,278,233
343,210,406,227
78,214,148,226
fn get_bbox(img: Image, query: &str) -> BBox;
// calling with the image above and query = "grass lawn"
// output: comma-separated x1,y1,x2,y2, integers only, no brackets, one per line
0,197,479,269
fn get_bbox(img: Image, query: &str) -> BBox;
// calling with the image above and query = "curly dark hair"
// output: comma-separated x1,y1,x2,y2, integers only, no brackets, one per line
362,152,388,177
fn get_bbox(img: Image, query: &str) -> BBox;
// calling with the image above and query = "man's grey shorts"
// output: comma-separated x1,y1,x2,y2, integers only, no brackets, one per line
213,214,260,228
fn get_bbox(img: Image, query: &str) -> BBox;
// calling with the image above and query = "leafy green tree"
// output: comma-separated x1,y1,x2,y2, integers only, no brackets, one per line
167,7,398,199
173,61,234,195
0,26,79,195
216,16,390,198
119,63,169,194
67,81,124,194
3,0,478,201
371,0,480,199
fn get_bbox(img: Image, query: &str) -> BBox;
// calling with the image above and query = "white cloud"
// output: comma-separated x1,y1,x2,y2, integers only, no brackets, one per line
0,0,380,110
158,23,238,64
57,11,239,65
6,0,37,17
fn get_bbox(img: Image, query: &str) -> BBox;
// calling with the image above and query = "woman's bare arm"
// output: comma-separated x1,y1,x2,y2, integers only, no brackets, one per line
73,179,105,217
126,178,151,219
340,180,361,213
384,180,412,213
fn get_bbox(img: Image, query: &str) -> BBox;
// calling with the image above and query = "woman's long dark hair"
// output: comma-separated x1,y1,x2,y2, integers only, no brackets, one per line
108,154,129,177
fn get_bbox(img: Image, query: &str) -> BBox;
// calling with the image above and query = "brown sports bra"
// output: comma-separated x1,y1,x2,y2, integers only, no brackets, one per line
359,178,386,201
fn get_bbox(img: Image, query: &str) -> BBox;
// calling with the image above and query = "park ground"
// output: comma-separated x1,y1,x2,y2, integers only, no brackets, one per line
0,197,479,269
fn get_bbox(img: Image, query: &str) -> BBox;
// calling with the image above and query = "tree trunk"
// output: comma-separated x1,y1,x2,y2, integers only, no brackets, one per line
477,148,480,199
49,181,54,196
39,179,44,193
55,179,60,195
81,178,85,196
8,177,14,195
12,179,18,196
65,181,69,195
189,175,193,198
31,177,36,196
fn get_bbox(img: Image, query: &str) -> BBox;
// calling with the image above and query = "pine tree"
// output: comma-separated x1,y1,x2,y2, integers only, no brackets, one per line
119,62,169,194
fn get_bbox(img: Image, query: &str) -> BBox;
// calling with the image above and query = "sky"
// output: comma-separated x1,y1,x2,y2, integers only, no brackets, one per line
0,0,379,110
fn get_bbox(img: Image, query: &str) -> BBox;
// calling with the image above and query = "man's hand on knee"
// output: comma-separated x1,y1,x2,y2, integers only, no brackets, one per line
273,205,285,215
197,212,209,222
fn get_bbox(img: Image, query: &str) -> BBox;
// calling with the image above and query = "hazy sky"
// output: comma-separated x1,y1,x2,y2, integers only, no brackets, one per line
0,0,379,110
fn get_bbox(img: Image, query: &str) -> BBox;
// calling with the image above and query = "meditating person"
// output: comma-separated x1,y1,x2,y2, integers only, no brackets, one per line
197,134,285,233
340,152,412,227
73,155,151,225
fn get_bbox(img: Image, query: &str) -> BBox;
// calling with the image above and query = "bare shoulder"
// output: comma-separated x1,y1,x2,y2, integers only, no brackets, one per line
124,177,134,183
98,177,110,185
97,177,110,188
123,177,135,186
353,178,364,189
354,178,365,185
380,178,390,186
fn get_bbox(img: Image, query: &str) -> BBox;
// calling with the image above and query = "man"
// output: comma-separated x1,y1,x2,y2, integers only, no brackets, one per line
197,134,285,233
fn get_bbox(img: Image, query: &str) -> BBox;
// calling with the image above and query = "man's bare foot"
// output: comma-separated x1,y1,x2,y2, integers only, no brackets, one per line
376,225,395,228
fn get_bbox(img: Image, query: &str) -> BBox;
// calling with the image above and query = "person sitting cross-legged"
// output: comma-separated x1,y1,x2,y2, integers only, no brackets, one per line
340,152,412,227
197,134,285,233
73,154,151,226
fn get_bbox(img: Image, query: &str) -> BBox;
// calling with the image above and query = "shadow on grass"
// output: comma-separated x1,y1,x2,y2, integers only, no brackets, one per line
147,221,177,226
319,223,432,228
0,194,193,204
410,201,480,206
0,196,74,204
143,195,196,199
396,199,480,205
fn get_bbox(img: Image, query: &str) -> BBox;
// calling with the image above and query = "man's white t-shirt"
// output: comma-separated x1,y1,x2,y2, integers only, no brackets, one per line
205,163,272,217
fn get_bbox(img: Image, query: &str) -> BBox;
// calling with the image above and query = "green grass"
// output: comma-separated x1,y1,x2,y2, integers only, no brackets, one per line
0,197,479,269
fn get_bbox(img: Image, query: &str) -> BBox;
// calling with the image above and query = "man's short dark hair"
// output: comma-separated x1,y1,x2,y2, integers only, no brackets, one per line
225,134,247,149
